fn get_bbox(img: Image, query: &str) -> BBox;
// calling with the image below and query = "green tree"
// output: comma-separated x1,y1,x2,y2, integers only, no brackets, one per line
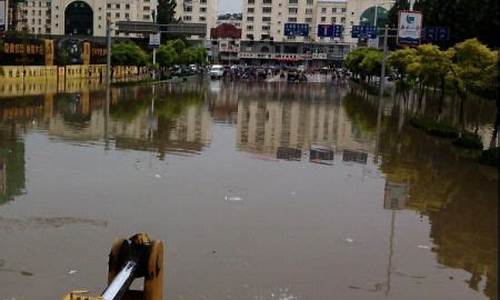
156,44,177,67
111,42,148,66
344,48,384,83
157,0,178,24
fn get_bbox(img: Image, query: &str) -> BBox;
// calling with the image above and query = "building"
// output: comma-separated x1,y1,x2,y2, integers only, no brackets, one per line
216,13,242,28
16,0,158,37
242,0,395,44
174,0,219,39
210,23,241,64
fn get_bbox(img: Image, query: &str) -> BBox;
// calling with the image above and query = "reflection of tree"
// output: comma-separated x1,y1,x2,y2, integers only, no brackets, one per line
342,91,380,134
342,90,497,299
378,106,497,300
0,126,26,205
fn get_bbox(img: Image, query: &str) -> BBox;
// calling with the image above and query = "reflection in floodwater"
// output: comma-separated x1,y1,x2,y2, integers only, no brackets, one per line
0,81,496,299
0,216,107,230
0,127,25,205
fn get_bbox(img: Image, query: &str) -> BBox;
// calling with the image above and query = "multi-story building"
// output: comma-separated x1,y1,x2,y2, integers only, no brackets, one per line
174,0,219,39
242,0,395,43
16,0,158,37
216,13,242,28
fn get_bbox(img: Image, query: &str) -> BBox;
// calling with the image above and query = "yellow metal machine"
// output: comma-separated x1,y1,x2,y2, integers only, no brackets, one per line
63,233,164,300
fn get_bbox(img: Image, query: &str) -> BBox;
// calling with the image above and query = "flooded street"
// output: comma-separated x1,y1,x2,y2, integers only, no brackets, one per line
0,80,497,300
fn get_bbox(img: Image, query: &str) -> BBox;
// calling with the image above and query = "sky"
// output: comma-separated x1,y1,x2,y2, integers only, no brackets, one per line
219,0,242,14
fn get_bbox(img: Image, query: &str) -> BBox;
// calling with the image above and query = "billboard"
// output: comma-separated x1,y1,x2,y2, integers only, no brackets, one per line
284,23,309,37
0,0,6,32
398,10,423,45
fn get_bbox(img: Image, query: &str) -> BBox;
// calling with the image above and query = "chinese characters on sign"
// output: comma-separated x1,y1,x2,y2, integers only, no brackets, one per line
398,11,423,45
3,42,44,55
351,25,378,39
284,23,309,37
423,27,449,42
317,25,343,38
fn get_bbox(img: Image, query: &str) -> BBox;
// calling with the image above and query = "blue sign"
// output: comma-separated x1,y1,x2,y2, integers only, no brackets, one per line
351,25,378,39
317,25,343,38
423,27,449,42
284,23,309,37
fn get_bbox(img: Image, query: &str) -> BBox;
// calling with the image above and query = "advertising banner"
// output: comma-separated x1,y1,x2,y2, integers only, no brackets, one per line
398,10,423,45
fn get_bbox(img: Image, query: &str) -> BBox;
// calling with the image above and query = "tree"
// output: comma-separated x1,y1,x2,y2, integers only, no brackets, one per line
389,0,499,48
111,42,148,66
157,0,177,24
156,44,177,67
388,48,418,99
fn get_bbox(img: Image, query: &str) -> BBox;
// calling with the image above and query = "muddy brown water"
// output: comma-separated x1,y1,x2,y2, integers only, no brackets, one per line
0,80,497,300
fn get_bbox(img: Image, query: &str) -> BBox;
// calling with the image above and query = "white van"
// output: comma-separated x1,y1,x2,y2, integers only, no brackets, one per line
209,65,225,79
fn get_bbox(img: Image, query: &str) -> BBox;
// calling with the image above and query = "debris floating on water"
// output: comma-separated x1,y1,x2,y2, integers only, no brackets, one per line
345,238,355,243
155,174,162,179
224,196,243,202
418,245,431,249
68,270,78,275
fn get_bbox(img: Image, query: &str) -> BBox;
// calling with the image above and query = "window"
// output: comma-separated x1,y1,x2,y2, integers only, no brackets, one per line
288,8,298,14
262,7,272,13
321,7,326,13
262,16,271,22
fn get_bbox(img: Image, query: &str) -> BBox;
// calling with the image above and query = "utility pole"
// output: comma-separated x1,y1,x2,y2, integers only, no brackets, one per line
152,10,157,80
379,25,389,97
106,17,112,86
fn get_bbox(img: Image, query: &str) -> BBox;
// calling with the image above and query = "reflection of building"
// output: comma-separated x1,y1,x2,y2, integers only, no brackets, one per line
17,0,158,37
0,128,26,205
383,181,408,210
0,158,5,196
208,82,239,124
236,87,375,159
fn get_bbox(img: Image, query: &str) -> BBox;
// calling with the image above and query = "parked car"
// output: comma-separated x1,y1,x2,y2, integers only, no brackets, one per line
209,65,225,79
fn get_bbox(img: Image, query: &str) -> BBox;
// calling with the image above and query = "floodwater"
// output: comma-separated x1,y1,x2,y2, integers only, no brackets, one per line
0,80,497,300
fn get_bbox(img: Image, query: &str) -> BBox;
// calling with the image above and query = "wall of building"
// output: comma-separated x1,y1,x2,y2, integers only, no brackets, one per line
242,0,395,44
174,0,219,39
17,0,158,37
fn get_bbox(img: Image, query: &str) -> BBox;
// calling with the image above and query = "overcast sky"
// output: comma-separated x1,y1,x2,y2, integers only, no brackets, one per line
219,0,242,13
